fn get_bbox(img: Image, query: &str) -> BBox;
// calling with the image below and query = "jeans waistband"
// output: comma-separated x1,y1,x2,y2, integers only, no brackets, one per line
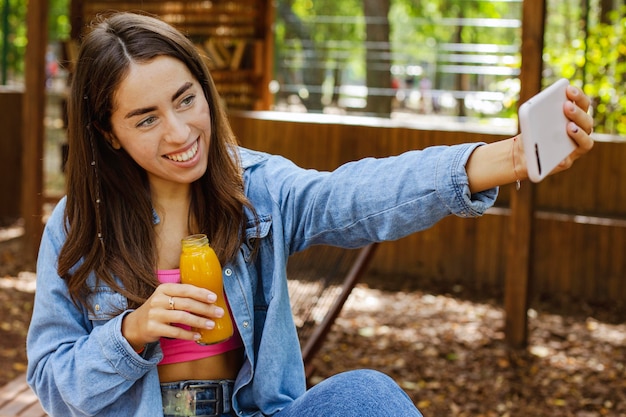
160,379,234,417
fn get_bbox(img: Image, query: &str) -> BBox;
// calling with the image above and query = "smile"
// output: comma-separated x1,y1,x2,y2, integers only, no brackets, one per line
164,141,198,162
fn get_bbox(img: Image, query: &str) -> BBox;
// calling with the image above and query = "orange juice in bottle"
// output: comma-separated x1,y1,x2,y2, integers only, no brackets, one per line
180,234,233,345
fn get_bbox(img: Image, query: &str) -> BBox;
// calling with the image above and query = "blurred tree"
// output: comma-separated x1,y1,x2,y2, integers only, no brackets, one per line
1,0,26,83
275,0,362,111
583,6,625,134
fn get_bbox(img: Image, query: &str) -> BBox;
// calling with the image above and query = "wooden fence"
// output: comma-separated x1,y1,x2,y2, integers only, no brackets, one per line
229,111,626,316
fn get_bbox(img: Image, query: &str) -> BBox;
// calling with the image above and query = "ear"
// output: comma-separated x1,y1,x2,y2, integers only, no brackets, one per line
93,121,122,150
106,133,122,150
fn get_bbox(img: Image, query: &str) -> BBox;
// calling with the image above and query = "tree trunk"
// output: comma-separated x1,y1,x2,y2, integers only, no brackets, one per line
599,0,614,24
453,20,467,117
363,0,392,117
276,1,325,111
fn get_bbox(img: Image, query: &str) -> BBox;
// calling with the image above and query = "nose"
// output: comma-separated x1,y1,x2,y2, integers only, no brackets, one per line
163,111,191,144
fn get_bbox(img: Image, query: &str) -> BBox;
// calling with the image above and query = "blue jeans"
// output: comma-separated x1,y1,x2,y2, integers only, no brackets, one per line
275,370,423,417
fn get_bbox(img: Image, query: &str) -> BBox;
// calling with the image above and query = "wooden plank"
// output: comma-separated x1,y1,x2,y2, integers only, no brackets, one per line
83,0,259,17
257,0,274,110
17,401,47,417
504,0,546,348
0,374,46,417
73,0,273,110
0,374,29,407
0,89,22,224
20,0,48,262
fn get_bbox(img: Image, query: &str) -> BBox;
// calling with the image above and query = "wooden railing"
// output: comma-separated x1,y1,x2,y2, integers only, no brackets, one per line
229,111,626,316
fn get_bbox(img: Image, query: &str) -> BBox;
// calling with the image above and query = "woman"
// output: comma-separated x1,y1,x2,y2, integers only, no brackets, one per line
26,11,594,417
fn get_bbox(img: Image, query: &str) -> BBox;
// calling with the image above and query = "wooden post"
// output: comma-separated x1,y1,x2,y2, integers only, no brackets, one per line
21,0,49,262
69,0,84,40
504,0,546,348
257,0,274,110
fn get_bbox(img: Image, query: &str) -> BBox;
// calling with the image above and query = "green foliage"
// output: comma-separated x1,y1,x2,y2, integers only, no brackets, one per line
275,0,364,74
1,0,27,80
49,2,71,41
544,1,625,135
274,0,366,109
0,0,69,83
582,7,626,135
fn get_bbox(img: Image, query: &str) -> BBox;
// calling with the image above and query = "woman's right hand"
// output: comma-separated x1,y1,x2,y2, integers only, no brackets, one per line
121,283,224,352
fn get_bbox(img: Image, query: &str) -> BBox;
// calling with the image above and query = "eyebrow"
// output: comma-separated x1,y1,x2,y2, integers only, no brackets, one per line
124,81,194,119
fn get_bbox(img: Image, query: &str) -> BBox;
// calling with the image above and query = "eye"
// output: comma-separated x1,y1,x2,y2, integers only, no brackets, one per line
180,94,195,108
137,115,158,128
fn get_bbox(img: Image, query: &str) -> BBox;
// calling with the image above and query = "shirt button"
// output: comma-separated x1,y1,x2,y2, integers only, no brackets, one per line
243,321,249,328
94,304,100,311
175,392,182,398
224,268,233,276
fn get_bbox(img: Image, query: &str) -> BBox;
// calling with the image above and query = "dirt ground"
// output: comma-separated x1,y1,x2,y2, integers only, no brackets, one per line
1,232,625,416
0,234,36,386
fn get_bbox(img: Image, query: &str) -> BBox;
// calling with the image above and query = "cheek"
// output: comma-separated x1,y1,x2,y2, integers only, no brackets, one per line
197,106,213,144
115,134,156,163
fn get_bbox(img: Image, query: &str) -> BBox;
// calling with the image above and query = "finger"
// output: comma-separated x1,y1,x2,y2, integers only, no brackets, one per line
564,100,594,135
165,295,225,320
167,327,203,342
157,283,217,304
158,307,225,342
566,121,594,158
565,85,591,113
155,319,204,342
168,309,217,330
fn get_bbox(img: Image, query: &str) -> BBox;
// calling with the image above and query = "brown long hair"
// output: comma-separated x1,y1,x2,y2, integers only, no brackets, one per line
61,12,256,310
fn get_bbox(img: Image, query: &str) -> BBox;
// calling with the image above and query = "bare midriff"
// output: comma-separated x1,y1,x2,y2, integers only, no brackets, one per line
157,347,244,383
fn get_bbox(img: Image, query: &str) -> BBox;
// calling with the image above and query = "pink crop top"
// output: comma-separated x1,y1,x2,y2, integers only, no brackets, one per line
157,269,243,365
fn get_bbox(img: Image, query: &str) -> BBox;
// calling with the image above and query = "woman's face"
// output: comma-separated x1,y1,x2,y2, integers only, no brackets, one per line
109,55,212,192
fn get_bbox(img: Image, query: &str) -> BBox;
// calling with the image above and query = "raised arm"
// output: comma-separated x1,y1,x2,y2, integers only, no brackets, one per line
466,85,594,193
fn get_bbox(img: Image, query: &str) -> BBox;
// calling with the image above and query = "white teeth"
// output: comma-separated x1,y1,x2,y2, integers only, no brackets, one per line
166,141,198,162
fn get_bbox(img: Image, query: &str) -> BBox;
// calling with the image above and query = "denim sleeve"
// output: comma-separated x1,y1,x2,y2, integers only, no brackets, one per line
253,143,497,252
26,200,162,416
434,142,499,217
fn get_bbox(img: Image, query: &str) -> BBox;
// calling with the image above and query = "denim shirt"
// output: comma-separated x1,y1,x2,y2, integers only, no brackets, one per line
27,145,497,417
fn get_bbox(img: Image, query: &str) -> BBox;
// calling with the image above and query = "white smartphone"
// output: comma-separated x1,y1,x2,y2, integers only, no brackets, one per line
519,78,576,183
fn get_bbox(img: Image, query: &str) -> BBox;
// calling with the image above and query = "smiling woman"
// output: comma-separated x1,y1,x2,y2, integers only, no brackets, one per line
25,11,593,417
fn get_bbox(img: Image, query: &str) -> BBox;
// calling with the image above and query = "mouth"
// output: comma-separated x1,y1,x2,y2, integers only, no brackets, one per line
164,140,199,162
